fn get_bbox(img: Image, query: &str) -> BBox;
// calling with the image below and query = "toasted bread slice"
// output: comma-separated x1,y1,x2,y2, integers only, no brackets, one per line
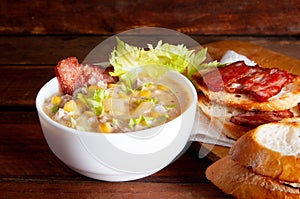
193,73,300,111
206,156,300,199
229,118,300,183
197,93,300,140
197,93,251,139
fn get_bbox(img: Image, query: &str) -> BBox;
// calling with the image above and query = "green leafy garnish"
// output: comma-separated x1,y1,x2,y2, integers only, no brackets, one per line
164,104,176,109
52,105,59,113
118,69,137,93
129,115,154,128
77,89,109,116
109,37,214,80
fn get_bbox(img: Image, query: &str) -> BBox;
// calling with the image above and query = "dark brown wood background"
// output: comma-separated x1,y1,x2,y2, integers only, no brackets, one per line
1,0,300,35
1,0,300,65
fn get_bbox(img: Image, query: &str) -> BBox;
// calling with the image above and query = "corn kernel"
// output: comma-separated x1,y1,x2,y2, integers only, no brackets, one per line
88,85,99,91
150,111,162,118
51,95,62,105
98,122,113,133
157,85,169,91
63,100,76,112
139,90,151,97
108,83,118,88
118,92,128,98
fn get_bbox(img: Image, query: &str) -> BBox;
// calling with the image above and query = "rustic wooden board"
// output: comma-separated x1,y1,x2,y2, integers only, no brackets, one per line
199,40,300,160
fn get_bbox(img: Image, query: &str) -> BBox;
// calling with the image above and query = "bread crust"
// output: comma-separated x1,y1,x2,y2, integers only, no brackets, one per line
229,120,300,183
193,74,300,111
206,156,300,199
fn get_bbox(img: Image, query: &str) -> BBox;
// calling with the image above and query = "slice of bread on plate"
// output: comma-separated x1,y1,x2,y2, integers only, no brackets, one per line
206,156,300,199
229,118,300,183
193,58,300,140
206,118,300,198
197,93,251,139
194,74,300,111
197,91,300,140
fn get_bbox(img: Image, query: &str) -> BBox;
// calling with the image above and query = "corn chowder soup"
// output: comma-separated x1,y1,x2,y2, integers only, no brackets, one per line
43,72,190,133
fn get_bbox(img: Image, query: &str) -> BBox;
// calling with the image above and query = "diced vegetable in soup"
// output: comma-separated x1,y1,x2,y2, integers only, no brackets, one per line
43,72,190,133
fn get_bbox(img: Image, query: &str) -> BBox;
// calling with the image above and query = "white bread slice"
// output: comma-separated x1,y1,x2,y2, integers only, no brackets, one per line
206,156,300,199
229,118,300,183
193,74,300,111
197,92,300,140
197,93,251,139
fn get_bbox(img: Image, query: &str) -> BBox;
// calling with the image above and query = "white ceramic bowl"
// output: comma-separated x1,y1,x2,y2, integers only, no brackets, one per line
36,71,197,181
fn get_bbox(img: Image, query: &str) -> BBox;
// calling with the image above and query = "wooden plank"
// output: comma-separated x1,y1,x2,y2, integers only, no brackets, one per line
0,66,55,107
0,36,108,65
1,1,299,35
199,40,300,160
0,181,231,199
0,36,300,65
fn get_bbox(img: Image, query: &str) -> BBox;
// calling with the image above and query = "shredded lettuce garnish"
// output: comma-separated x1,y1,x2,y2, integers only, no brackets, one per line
164,104,176,109
52,105,59,113
77,89,109,116
109,37,216,80
118,69,137,92
129,115,154,129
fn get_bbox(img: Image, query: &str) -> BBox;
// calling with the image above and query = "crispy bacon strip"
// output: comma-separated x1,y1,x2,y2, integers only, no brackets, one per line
54,57,117,95
201,61,296,102
230,110,294,128
232,67,295,102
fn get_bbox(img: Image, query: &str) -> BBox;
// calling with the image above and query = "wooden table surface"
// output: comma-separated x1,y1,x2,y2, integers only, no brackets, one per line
1,1,300,198
0,35,299,199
